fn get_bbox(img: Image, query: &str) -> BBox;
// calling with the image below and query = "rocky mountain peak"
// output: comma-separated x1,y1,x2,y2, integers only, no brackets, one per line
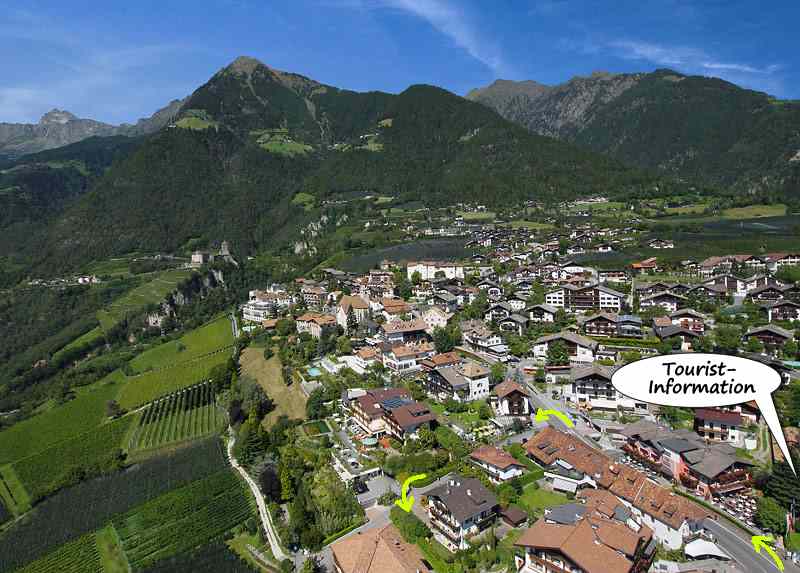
39,109,79,125
225,56,268,76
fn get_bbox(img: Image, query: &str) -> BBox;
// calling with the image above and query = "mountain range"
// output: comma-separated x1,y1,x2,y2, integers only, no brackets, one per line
467,69,800,195
7,56,681,277
0,99,183,157
2,57,798,281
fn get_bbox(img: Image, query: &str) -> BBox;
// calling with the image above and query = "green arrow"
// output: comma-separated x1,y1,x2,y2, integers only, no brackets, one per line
535,408,574,427
752,535,784,571
395,473,427,512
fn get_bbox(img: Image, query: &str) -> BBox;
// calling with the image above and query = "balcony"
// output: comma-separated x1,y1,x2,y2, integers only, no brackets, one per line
430,518,462,544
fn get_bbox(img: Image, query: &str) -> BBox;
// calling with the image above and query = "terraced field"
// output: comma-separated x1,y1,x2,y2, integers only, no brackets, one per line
97,269,193,331
0,375,124,467
15,533,102,573
130,316,233,373
10,415,136,502
117,351,230,410
130,382,225,451
113,470,253,570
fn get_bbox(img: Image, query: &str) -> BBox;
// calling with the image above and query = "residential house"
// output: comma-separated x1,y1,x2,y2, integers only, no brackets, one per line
422,306,454,334
527,304,557,323
420,351,462,371
301,284,327,308
621,421,754,501
527,427,710,549
566,364,647,412
498,313,530,336
354,347,380,370
578,312,619,337
407,261,465,281
337,295,370,331
427,361,490,402
382,318,429,345
351,387,435,441
598,269,630,283
330,524,432,573
470,445,526,483
383,343,435,373
694,409,744,444
461,320,508,358
744,324,794,351
384,401,437,440
514,516,655,573
631,257,659,274
748,284,786,303
427,474,498,551
380,297,410,322
493,380,531,417
532,332,598,364
763,300,800,322
296,313,337,339
670,309,706,333
639,292,686,313
648,238,674,249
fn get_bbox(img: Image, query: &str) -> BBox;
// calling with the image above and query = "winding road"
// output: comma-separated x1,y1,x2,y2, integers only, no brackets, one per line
226,427,290,562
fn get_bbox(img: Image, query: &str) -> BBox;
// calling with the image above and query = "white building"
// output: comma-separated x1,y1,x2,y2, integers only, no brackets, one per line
407,261,465,281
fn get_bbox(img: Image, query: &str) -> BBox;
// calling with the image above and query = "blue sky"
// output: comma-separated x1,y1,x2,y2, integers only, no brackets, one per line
1,0,797,124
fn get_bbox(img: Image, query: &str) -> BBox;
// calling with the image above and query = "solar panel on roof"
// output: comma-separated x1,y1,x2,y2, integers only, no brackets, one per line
381,397,411,409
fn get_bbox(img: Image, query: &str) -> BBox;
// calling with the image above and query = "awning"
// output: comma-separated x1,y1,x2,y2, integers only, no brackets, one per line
552,477,578,493
684,539,730,560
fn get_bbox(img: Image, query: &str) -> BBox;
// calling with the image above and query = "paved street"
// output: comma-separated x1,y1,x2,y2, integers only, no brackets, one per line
706,519,799,573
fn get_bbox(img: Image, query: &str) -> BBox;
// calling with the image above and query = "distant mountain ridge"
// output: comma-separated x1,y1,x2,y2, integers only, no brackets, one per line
467,69,800,196
0,99,184,157
22,56,692,274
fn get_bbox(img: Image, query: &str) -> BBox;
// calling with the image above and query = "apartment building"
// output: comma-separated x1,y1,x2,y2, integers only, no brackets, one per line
545,283,625,313
427,474,498,551
469,445,526,483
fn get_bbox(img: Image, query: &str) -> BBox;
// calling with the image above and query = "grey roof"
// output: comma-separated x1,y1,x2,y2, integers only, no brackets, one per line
434,366,468,389
613,504,632,523
669,308,706,319
527,303,558,314
571,363,616,381
545,503,586,525
745,324,793,339
617,314,643,325
535,331,599,350
689,450,738,480
658,438,696,454
655,325,701,339
427,474,497,523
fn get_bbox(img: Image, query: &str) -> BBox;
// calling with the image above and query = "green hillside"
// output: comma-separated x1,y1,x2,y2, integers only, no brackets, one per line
31,58,692,274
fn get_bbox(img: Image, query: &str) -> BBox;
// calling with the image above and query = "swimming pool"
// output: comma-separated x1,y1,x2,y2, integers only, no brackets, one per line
307,366,323,377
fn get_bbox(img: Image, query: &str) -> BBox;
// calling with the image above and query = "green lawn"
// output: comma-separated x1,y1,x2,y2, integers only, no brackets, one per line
0,375,123,466
95,524,130,573
302,420,331,436
228,532,274,571
118,351,230,410
0,465,31,515
456,210,496,221
175,116,218,130
427,402,482,430
130,315,233,373
786,532,800,552
519,485,569,517
722,203,786,219
507,220,555,230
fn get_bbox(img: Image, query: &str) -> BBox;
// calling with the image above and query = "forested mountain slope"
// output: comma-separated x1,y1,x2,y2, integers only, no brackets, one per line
468,69,800,199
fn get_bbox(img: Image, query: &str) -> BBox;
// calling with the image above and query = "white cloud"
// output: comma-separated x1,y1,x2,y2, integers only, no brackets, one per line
609,39,780,76
335,0,511,75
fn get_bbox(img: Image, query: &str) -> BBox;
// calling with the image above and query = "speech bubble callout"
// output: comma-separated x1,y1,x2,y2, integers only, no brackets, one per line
612,353,795,476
